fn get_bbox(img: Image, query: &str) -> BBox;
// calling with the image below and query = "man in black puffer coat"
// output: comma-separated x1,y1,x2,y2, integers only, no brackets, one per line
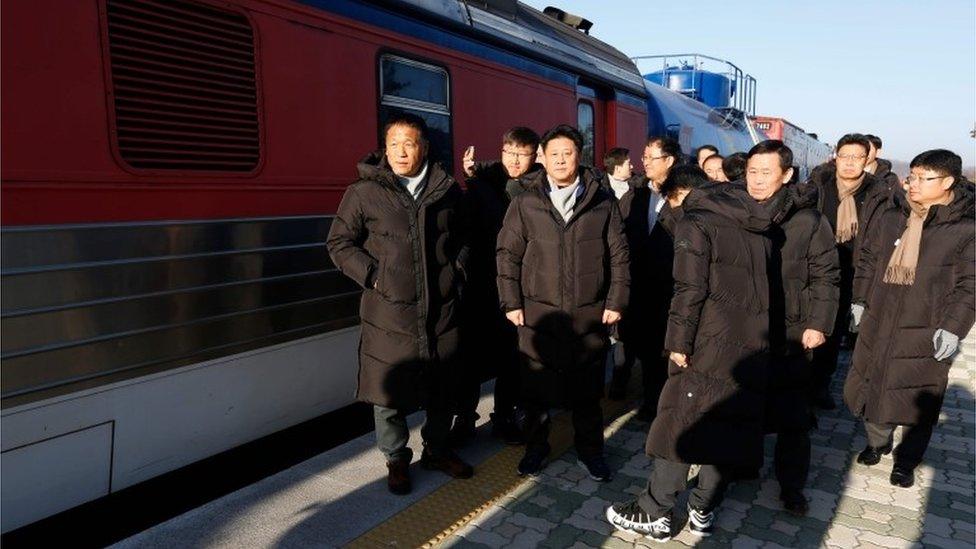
497,125,629,482
606,175,776,542
750,141,840,515
845,149,975,489
865,134,903,194
807,133,889,409
327,113,473,495
450,127,541,446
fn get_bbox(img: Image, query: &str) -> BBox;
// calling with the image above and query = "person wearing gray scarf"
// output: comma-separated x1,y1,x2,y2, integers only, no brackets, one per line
548,175,582,222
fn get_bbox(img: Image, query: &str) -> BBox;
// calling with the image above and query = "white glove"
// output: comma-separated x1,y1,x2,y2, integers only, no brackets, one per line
849,303,865,333
933,329,959,361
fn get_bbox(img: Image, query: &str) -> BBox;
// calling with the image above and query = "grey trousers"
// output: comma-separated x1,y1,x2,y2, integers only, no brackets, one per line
864,420,934,469
638,458,730,519
374,405,452,463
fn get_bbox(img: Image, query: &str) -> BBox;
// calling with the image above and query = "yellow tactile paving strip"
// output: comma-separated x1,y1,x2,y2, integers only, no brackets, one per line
346,395,637,549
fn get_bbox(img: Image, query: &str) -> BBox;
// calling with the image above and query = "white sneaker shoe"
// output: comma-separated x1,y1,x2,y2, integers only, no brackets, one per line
605,500,672,542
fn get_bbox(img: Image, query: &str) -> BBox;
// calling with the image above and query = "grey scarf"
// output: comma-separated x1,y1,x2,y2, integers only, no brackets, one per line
548,177,582,222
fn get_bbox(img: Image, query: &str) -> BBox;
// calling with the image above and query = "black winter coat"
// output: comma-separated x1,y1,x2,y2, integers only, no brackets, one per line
458,162,540,374
643,202,681,356
601,174,652,346
645,184,774,467
844,183,975,426
496,167,630,406
327,152,465,410
809,168,890,316
873,159,902,194
765,184,841,433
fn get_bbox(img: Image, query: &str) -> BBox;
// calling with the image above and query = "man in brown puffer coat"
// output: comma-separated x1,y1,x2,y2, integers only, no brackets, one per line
327,113,473,496
845,149,975,489
606,173,776,542
496,124,629,482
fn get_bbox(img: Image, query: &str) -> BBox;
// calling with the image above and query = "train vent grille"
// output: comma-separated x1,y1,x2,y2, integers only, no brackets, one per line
103,0,260,172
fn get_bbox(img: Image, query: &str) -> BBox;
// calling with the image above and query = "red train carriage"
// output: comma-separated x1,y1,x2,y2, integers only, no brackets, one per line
0,0,647,531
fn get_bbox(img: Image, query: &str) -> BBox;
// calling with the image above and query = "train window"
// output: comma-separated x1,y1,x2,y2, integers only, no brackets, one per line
101,0,261,172
379,55,452,171
577,101,595,167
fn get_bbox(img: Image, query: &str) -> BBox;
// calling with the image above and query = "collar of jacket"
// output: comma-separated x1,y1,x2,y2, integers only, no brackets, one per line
527,165,605,224
893,177,975,226
768,183,819,225
356,150,454,202
685,182,774,233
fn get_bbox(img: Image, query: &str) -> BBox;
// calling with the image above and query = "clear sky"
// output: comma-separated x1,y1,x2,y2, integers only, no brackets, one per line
522,0,976,167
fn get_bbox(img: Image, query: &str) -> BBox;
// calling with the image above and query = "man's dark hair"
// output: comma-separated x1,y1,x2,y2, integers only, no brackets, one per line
747,140,794,171
836,133,871,155
910,149,962,180
382,111,429,144
696,144,719,158
646,136,682,160
659,165,709,199
702,153,724,165
865,134,883,150
722,152,748,181
503,126,540,150
604,147,630,173
540,124,584,153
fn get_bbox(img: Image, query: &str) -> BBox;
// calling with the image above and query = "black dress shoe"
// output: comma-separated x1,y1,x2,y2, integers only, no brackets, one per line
386,459,412,495
781,491,809,516
856,443,893,466
890,465,915,488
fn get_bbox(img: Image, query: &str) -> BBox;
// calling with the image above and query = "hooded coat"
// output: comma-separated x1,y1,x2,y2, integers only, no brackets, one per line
844,183,975,426
765,184,841,433
645,184,774,467
496,167,630,407
601,174,652,348
327,152,465,410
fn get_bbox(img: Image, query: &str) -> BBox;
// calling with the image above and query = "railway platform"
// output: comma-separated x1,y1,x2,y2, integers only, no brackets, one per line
114,331,976,548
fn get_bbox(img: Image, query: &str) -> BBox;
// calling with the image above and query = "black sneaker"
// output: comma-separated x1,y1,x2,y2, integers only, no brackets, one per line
687,503,714,536
605,500,671,542
578,455,613,482
517,448,549,477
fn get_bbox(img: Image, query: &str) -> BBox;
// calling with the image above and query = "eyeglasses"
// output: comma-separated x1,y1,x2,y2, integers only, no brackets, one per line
905,174,946,184
642,155,671,162
836,153,867,161
502,149,535,161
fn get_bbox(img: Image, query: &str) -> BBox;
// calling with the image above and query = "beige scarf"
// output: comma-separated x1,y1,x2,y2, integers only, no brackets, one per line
883,192,954,285
835,176,864,243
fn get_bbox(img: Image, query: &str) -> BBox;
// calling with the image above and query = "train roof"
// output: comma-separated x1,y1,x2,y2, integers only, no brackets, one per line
352,0,648,98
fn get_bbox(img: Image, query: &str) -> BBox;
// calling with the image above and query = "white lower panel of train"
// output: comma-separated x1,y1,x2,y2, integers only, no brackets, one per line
0,327,360,533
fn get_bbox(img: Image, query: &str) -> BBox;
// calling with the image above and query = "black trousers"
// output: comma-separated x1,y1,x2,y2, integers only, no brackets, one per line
455,346,520,424
523,400,603,459
774,430,811,496
613,342,668,410
638,459,730,519
865,420,935,469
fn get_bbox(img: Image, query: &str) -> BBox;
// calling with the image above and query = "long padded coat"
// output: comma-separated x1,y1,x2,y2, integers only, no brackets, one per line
765,184,841,433
326,152,465,410
496,167,630,407
644,184,774,467
601,174,652,351
844,182,975,426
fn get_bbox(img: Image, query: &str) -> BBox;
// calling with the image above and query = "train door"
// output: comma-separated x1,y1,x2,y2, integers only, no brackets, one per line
378,54,453,172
